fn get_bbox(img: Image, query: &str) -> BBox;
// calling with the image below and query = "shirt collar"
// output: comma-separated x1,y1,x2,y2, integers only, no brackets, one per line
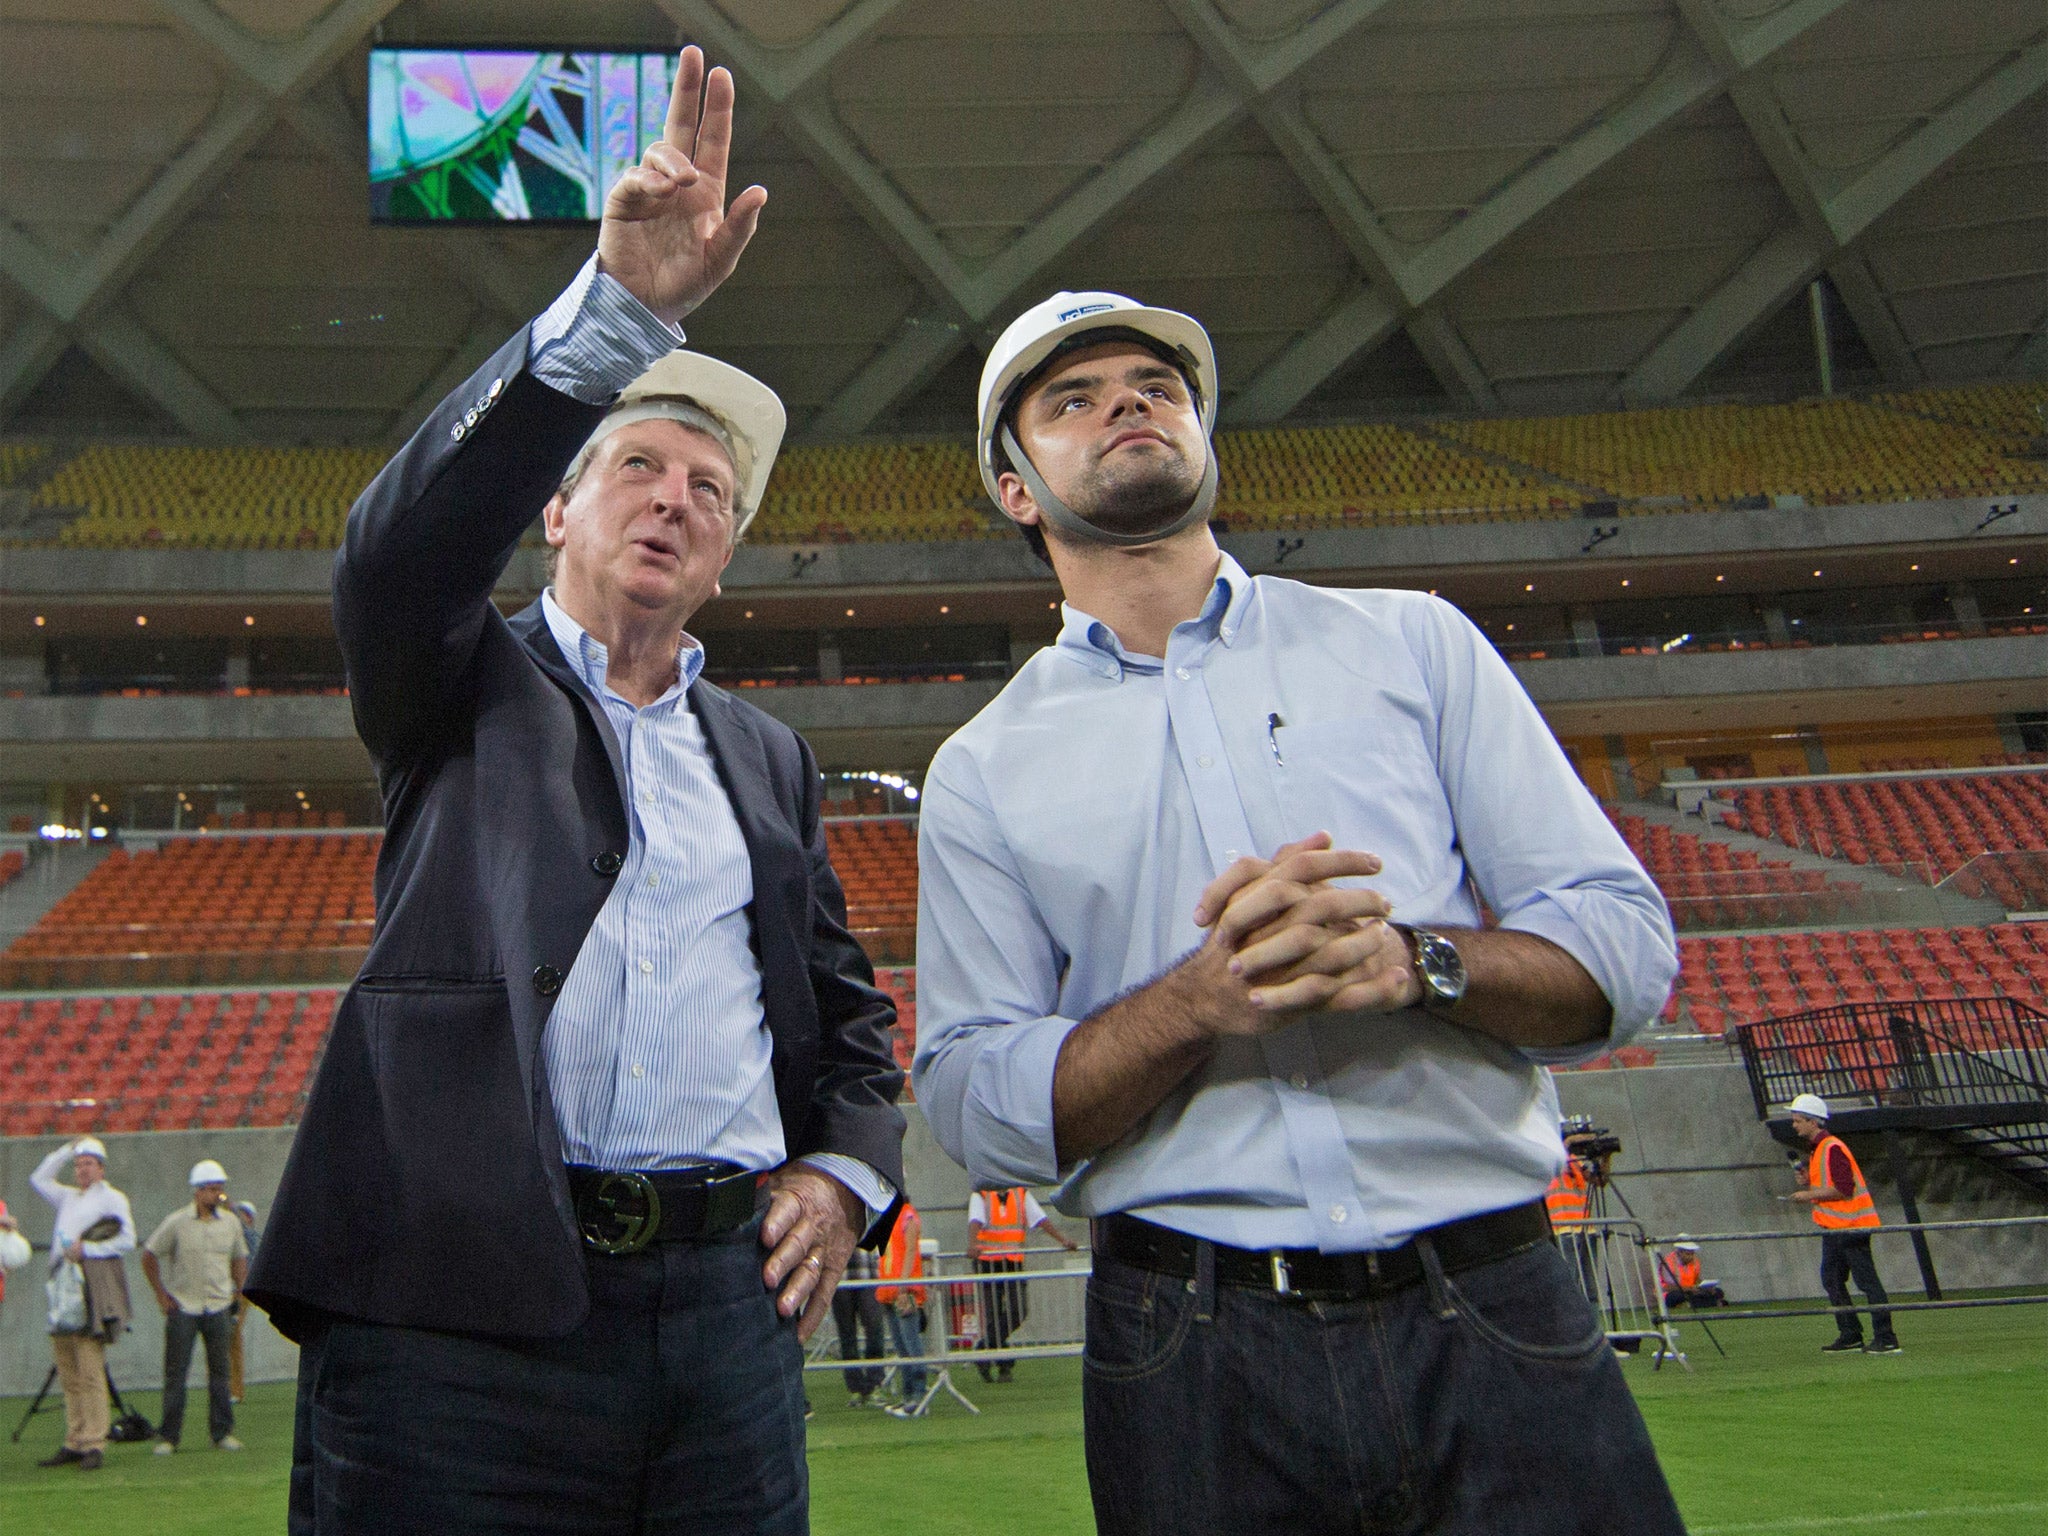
542,587,705,703
1054,553,1256,680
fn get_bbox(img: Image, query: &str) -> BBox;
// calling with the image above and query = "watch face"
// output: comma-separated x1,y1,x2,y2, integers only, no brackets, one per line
1415,930,1466,1001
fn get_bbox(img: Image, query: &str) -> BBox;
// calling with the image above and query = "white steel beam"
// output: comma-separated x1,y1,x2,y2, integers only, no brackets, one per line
0,0,404,432
1217,0,1862,419
1624,36,2048,403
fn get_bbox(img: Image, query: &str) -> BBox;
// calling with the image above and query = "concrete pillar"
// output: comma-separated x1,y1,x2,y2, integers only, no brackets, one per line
0,652,46,696
1568,606,1602,658
1946,582,1986,636
225,646,251,691
818,633,843,685
1762,604,1792,645
1604,735,1639,801
1798,726,1830,775
1009,636,1044,674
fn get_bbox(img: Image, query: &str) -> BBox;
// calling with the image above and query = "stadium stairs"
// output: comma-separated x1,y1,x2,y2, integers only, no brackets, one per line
1731,996,2048,1198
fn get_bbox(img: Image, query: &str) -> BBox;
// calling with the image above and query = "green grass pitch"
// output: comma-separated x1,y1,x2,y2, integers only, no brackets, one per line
3,1304,2042,1534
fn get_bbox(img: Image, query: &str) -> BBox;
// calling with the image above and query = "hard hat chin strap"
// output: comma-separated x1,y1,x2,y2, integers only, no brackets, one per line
999,421,1218,549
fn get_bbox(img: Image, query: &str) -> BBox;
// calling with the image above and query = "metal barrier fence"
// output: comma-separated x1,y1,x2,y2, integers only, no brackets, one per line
804,1245,1088,1417
1555,1218,1685,1366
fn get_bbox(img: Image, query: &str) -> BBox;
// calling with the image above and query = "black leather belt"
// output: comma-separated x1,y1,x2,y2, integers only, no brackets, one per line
567,1163,762,1254
1092,1200,1552,1301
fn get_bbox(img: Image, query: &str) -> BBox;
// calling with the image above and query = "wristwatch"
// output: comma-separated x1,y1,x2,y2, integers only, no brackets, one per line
1395,925,1467,1009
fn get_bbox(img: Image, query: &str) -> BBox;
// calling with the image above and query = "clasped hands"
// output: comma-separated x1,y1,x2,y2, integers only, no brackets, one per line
1186,831,1423,1035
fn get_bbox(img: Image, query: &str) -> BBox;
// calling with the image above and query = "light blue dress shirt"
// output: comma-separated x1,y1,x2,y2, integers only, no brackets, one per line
913,555,1675,1253
523,263,890,1215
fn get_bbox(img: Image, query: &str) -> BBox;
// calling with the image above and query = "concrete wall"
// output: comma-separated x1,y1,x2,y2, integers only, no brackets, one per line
1,1128,300,1400
1553,1063,2048,1305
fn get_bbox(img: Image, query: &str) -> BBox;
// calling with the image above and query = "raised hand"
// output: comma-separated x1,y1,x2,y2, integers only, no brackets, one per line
596,45,767,326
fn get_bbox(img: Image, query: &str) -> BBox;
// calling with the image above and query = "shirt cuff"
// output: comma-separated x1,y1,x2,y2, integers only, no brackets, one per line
529,253,685,404
795,1154,896,1223
1500,889,1673,1066
957,1014,1083,1187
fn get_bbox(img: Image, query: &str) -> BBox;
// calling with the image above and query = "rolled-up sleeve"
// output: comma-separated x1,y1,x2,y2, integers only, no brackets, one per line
1414,597,1678,1063
912,750,1080,1186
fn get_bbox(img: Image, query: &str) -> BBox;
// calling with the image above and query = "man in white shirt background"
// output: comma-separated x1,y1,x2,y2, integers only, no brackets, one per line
140,1158,249,1455
30,1136,136,1471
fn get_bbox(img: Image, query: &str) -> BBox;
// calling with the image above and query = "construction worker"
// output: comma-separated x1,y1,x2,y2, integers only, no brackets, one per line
1546,1119,1599,1301
966,1187,1075,1382
1787,1092,1900,1354
876,1201,928,1416
1656,1238,1724,1309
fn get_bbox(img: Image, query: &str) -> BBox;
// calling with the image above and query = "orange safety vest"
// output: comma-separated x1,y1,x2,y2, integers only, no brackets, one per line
1545,1160,1591,1233
1659,1252,1702,1290
1808,1134,1880,1230
877,1205,926,1307
974,1188,1027,1258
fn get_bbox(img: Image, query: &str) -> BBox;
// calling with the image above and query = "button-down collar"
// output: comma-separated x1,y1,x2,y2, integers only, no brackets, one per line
542,588,706,705
1054,552,1256,680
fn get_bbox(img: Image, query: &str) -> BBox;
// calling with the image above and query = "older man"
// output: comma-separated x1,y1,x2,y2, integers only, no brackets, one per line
246,49,903,1535
915,292,1685,1534
141,1159,249,1454
30,1137,135,1471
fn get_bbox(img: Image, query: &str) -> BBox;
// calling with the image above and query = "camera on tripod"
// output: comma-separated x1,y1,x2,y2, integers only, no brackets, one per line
1561,1116,1622,1161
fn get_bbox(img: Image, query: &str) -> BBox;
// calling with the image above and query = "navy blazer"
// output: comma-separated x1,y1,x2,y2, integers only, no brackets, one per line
247,328,905,1341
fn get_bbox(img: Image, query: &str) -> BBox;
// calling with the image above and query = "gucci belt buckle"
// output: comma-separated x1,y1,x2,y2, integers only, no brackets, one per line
579,1171,663,1255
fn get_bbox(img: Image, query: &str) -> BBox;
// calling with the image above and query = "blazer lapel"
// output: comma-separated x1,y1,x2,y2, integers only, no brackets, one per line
690,680,781,868
509,600,630,806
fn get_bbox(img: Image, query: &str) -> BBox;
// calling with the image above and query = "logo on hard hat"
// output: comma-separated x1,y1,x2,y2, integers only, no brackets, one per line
1056,302,1116,323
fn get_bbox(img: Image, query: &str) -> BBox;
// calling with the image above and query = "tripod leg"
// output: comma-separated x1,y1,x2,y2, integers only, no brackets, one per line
11,1366,60,1443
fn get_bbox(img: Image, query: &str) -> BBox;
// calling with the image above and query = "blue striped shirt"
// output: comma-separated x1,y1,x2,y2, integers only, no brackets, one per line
527,264,890,1215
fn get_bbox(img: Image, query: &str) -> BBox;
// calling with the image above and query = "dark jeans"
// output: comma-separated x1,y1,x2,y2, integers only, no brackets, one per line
160,1305,236,1447
287,1220,807,1535
1820,1232,1897,1345
831,1283,887,1396
1082,1236,1685,1536
974,1255,1027,1357
886,1306,927,1401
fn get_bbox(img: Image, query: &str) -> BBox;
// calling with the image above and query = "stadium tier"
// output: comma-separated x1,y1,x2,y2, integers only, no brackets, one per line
0,849,23,889
1434,395,2047,510
0,968,923,1134
1673,925,2048,1041
12,382,2043,550
1608,811,1868,930
1712,770,2048,886
0,821,922,987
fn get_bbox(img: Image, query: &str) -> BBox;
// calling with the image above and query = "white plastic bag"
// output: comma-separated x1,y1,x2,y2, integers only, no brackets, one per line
0,1228,30,1272
46,1258,87,1333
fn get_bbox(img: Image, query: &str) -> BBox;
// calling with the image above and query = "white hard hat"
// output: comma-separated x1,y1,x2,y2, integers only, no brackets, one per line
976,291,1220,547
1674,1236,1699,1251
569,351,786,536
71,1136,107,1163
189,1159,228,1187
1788,1092,1831,1120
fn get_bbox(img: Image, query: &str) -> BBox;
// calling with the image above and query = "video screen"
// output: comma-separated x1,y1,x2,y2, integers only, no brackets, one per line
369,49,680,223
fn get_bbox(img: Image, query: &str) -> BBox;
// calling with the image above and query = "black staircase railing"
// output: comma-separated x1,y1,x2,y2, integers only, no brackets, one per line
1729,996,2048,1121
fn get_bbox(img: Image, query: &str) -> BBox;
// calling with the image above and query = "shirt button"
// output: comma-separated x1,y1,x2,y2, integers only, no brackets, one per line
1197,754,1213,768
630,1063,645,1079
638,959,653,974
639,789,654,804
1329,1204,1349,1224
1175,667,1191,681
645,875,659,888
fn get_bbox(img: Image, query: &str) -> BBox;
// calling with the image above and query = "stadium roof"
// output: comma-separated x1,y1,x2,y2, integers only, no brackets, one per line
2,0,2043,448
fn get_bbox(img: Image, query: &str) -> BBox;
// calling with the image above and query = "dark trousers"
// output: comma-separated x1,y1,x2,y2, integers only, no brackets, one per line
1082,1237,1685,1536
974,1255,1027,1357
831,1283,887,1396
287,1220,807,1535
160,1306,236,1447
1820,1231,1897,1345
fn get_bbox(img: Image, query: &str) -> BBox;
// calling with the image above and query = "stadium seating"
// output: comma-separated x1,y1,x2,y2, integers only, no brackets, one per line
1713,771,2048,888
0,822,925,986
0,966,927,1134
1607,810,1868,929
0,988,333,1134
0,834,380,989
0,849,24,890
0,440,48,486
41,445,389,550
23,383,2041,549
1672,924,2048,1039
1436,394,2047,510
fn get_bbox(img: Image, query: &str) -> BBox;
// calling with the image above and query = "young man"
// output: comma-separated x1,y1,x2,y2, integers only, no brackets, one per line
245,50,903,1534
1787,1092,1901,1354
914,292,1685,1534
965,1186,1076,1382
876,1201,928,1415
30,1137,135,1472
141,1159,249,1453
